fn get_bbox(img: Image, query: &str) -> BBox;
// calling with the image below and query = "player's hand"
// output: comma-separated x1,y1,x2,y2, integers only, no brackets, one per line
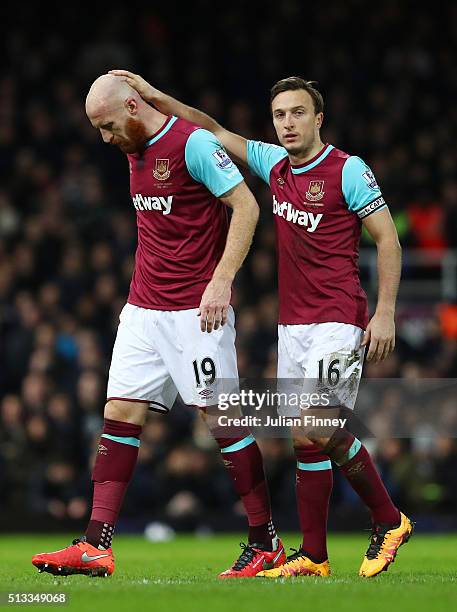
198,276,232,333
361,311,395,363
108,70,159,104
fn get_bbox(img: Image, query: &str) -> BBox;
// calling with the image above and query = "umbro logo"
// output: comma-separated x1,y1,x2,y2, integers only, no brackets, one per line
198,388,214,399
81,552,110,563
346,461,364,475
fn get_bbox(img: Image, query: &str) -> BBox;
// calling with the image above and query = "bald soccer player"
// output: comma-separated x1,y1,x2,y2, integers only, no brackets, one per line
31,75,286,578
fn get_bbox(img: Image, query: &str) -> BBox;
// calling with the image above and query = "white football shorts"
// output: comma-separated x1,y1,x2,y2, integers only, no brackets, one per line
277,321,365,416
107,303,238,411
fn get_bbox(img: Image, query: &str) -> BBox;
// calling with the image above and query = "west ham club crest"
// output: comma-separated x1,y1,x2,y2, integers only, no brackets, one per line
153,158,171,181
305,180,325,202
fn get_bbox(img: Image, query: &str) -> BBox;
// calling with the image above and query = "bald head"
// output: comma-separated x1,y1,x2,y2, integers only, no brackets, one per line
86,74,141,116
86,73,166,154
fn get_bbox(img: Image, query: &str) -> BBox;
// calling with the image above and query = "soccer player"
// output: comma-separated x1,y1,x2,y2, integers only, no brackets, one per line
31,75,286,578
110,70,414,578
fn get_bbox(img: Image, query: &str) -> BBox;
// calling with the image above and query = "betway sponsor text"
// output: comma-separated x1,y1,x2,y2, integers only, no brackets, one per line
272,195,322,232
132,194,173,215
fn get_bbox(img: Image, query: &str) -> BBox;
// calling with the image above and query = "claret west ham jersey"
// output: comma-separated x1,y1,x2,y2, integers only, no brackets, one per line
247,142,387,330
127,116,243,310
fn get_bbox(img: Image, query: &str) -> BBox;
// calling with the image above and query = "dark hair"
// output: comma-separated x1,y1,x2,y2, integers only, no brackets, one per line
270,77,324,114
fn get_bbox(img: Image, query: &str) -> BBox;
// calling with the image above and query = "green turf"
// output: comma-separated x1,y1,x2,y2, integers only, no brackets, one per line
0,533,455,611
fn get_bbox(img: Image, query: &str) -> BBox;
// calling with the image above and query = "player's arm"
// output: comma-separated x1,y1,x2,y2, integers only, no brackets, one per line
361,208,402,363
342,155,401,363
183,128,258,332
200,180,259,332
108,69,248,166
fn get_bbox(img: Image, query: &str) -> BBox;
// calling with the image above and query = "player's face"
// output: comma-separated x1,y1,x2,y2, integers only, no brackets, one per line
271,90,323,156
88,103,149,154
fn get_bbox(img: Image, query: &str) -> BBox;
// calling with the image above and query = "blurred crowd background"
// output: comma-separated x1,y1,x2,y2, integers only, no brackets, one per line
1,1,457,533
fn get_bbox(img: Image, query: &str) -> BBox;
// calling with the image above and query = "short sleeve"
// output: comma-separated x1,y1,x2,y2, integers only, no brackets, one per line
184,129,243,197
246,140,288,184
342,156,387,219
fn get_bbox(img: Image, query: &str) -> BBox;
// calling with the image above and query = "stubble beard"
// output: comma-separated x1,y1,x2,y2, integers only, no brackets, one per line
117,117,150,154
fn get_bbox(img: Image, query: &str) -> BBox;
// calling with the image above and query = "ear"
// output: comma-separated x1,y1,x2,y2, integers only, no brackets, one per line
125,97,138,115
316,112,324,129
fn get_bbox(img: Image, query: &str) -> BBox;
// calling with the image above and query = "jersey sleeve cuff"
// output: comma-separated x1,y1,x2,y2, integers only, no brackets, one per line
213,172,244,198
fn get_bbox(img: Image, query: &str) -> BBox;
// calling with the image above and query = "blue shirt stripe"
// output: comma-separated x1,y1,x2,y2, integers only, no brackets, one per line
290,145,334,174
145,116,178,148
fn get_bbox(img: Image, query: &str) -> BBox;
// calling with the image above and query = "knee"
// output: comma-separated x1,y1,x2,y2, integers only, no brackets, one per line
104,400,125,421
198,407,208,423
198,406,217,432
294,434,330,452
292,435,314,450
319,429,356,464
104,399,147,426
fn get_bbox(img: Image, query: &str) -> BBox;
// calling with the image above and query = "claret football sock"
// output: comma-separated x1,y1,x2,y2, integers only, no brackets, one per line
330,433,400,526
248,520,277,551
85,520,115,550
294,444,333,562
85,418,142,549
215,434,276,549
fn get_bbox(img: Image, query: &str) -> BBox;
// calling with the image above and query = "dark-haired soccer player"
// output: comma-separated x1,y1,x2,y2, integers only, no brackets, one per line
111,70,414,578
31,74,286,578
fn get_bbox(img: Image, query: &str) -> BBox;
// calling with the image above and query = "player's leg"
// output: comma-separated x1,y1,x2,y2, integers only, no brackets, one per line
165,306,285,577
301,322,413,577
200,409,274,544
308,427,412,576
258,434,333,578
293,435,332,567
32,399,147,577
258,324,331,578
32,304,174,577
199,408,285,576
84,398,147,552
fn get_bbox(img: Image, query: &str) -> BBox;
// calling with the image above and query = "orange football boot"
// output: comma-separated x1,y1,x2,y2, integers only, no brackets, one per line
32,536,114,577
219,538,286,578
257,548,331,578
359,512,414,577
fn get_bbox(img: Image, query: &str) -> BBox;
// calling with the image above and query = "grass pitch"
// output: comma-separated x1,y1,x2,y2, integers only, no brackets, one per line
0,533,455,611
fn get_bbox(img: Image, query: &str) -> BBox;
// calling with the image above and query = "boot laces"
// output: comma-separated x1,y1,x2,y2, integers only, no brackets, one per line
365,525,391,560
285,547,306,563
232,542,263,571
